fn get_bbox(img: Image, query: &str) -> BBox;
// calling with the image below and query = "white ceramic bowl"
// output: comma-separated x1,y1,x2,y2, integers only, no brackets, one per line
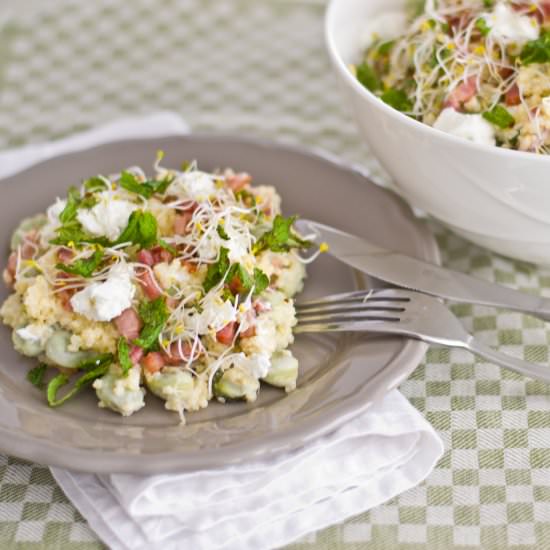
326,0,550,265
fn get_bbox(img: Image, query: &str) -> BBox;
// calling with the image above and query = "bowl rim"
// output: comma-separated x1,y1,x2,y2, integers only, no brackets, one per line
324,0,550,164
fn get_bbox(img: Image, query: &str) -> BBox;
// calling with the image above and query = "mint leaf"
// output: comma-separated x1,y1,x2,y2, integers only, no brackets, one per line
51,222,109,247
217,225,229,240
377,40,395,55
253,268,269,294
46,354,113,407
227,263,252,294
117,337,133,375
475,17,490,36
158,239,177,255
47,373,69,407
119,171,172,199
483,105,515,128
227,264,269,296
83,176,108,192
356,62,382,92
59,187,81,224
56,248,104,278
520,32,550,65
134,297,169,351
380,88,413,112
55,211,158,249
47,362,111,407
253,215,311,255
27,364,47,389
76,353,114,371
203,247,230,293
116,211,158,249
47,355,114,407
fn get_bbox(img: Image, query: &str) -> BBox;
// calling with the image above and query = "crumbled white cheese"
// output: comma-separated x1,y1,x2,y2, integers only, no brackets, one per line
168,171,216,202
433,108,496,146
16,323,53,346
223,219,252,263
360,10,408,48
188,296,237,334
70,262,136,322
485,3,539,44
234,352,271,379
40,199,66,246
77,192,137,241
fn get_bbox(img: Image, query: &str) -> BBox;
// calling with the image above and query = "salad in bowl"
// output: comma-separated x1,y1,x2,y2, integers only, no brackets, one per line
354,0,550,153
0,153,316,423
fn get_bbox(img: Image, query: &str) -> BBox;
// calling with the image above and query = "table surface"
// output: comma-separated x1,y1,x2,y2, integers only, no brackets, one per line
1,1,550,548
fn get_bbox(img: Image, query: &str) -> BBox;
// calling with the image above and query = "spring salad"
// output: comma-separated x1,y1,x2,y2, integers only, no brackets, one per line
0,153,316,422
354,0,550,153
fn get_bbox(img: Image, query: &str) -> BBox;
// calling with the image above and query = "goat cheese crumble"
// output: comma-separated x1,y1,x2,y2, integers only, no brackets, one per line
70,262,136,322
77,193,137,241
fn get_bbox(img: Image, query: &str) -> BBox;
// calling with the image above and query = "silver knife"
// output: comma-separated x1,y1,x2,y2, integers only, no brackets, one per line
296,220,550,322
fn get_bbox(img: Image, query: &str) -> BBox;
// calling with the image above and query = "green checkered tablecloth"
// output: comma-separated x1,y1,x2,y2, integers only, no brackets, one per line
1,0,550,548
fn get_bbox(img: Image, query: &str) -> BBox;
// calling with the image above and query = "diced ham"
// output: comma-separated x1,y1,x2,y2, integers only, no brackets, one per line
20,241,37,260
2,269,13,286
137,269,162,299
531,2,550,23
180,259,197,273
7,237,45,278
216,321,237,345
174,211,194,235
253,299,272,314
166,296,180,309
499,67,515,80
228,275,245,295
505,84,521,106
57,289,74,312
151,246,173,264
6,252,17,277
226,172,251,192
444,76,478,110
163,341,196,365
53,272,79,311
57,247,74,264
176,200,198,213
138,247,173,267
114,308,142,340
129,345,144,365
142,351,165,374
137,249,155,266
240,325,256,338
239,309,256,339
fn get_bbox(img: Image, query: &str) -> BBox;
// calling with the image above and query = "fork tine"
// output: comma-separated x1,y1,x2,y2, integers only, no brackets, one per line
298,311,402,322
297,304,406,317
297,289,411,309
294,317,400,334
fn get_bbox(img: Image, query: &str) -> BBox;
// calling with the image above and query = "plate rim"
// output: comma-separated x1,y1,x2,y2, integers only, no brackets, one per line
0,133,440,473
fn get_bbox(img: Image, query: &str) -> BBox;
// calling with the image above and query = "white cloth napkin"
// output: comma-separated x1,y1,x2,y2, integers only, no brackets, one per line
2,111,444,550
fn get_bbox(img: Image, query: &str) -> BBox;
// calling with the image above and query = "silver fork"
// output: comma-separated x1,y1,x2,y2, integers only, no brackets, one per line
295,288,550,383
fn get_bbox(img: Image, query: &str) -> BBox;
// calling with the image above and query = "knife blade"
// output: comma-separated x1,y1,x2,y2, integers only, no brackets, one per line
296,220,550,321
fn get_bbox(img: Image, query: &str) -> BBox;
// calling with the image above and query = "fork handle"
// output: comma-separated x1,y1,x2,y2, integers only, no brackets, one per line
465,337,550,383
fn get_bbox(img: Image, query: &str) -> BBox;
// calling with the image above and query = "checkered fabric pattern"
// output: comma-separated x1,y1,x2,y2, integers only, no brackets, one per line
1,0,550,548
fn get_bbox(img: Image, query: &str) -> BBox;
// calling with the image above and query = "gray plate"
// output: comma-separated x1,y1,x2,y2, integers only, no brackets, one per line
0,135,439,474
